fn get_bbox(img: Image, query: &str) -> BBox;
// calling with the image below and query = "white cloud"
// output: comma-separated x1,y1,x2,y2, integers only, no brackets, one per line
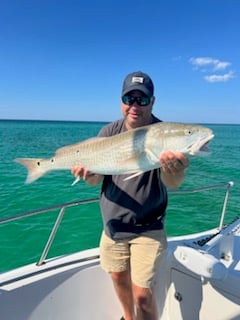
189,56,234,83
204,71,235,83
189,57,231,71
214,61,231,71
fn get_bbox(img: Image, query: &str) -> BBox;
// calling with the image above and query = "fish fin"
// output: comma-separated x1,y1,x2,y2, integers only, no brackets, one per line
14,158,47,184
71,176,81,186
123,171,144,181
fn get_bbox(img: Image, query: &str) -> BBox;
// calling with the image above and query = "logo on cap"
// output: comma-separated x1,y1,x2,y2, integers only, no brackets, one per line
131,77,144,84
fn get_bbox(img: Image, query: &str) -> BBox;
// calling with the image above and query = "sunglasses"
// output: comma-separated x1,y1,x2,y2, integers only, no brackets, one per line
122,95,151,107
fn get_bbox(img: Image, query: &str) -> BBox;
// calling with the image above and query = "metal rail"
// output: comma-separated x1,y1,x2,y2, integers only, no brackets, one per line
169,181,235,230
0,198,99,224
0,181,234,266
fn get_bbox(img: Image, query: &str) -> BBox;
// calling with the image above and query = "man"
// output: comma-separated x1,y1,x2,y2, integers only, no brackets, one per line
72,71,189,320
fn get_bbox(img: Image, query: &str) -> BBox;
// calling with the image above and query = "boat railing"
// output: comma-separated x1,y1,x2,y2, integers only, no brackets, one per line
0,181,234,266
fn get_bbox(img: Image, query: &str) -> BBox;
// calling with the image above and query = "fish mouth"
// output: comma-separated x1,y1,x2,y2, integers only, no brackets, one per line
188,134,215,156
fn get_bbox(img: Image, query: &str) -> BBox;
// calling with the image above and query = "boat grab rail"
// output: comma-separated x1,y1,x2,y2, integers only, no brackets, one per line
0,197,100,225
169,181,234,231
0,181,234,266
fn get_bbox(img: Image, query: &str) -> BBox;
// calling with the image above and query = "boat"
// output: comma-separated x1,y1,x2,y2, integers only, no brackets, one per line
0,181,239,319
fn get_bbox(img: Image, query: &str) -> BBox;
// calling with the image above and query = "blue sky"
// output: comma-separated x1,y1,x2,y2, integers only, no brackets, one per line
0,0,239,124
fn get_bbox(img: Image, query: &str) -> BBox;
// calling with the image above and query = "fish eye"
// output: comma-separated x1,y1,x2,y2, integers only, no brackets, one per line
184,129,193,135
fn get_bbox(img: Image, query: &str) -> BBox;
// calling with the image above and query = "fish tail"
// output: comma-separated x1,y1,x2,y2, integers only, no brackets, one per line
14,158,47,184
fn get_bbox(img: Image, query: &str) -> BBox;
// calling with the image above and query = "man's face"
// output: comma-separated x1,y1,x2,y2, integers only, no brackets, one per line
121,90,154,129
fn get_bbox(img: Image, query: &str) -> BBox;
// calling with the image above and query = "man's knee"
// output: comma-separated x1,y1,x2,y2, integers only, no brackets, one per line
133,286,154,312
111,270,130,284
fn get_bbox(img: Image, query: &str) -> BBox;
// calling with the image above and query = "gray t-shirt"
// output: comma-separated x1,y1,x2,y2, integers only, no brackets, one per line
98,115,168,240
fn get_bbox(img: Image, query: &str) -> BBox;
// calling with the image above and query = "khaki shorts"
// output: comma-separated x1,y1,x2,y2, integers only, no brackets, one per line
100,229,167,288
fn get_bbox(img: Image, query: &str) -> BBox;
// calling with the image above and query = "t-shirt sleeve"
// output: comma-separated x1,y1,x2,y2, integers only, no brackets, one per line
98,119,125,137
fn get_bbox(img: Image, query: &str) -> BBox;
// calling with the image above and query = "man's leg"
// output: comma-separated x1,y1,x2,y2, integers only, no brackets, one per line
100,232,135,319
111,271,158,320
100,230,166,320
132,283,158,320
129,230,167,320
111,270,135,320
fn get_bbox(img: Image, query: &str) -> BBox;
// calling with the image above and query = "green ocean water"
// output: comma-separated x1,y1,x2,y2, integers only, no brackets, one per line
0,120,239,272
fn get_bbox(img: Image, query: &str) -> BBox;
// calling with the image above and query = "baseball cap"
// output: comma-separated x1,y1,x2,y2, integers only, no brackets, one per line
121,71,154,98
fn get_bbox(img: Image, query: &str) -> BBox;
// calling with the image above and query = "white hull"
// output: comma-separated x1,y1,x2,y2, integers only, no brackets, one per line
1,224,240,319
0,182,240,319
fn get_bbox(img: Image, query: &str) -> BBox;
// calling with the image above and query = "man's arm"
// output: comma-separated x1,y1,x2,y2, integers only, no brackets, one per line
159,151,189,189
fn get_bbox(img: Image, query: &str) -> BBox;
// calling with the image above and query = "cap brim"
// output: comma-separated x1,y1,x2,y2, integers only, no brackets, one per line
122,85,152,98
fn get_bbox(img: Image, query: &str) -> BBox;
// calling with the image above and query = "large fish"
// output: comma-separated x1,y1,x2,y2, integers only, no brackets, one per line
15,122,214,184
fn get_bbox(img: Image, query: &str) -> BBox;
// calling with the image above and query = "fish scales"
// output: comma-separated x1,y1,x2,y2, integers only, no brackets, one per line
14,122,214,184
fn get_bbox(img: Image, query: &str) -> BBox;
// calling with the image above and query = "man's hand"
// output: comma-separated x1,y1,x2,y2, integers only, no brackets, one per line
72,165,91,181
159,151,189,189
160,151,189,175
71,165,103,186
